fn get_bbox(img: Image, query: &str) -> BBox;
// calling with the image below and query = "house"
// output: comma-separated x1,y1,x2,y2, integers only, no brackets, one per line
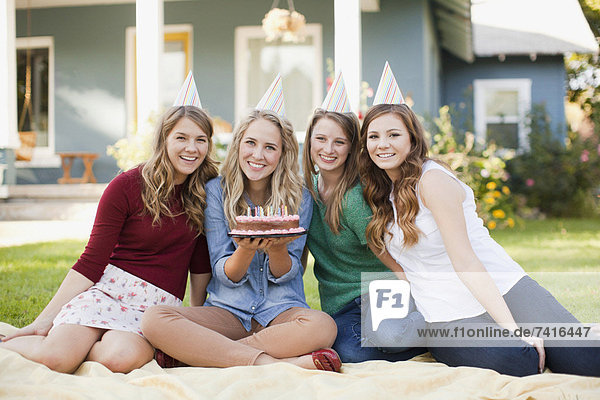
0,0,597,185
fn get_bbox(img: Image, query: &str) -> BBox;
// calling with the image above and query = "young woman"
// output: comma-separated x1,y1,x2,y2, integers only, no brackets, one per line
302,108,427,363
358,102,600,377
0,105,219,373
142,109,341,372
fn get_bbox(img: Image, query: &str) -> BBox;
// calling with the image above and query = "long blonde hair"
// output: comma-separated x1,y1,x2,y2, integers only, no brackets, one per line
221,109,303,229
358,104,429,254
302,109,360,234
141,106,219,234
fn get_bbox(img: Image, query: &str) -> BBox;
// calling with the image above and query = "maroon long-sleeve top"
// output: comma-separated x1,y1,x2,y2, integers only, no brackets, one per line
72,167,211,300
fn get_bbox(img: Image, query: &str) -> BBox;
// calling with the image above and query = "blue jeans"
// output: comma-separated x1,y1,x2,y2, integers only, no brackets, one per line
429,276,600,377
330,295,427,363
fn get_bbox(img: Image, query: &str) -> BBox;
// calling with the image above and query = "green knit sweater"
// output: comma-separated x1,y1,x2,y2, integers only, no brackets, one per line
307,181,389,315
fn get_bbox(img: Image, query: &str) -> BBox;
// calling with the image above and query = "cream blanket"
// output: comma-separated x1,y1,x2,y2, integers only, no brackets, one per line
1,323,598,400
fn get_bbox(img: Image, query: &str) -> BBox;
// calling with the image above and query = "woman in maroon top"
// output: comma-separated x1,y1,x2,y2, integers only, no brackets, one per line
0,105,219,374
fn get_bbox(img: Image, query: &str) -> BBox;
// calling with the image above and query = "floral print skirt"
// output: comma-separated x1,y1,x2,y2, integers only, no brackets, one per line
52,264,182,337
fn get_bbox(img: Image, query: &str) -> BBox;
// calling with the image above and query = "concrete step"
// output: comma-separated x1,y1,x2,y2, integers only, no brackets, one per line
0,184,106,221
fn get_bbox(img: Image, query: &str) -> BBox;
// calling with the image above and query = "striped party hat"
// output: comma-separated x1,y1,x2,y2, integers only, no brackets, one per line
256,74,286,116
173,71,202,108
372,62,405,106
321,71,352,113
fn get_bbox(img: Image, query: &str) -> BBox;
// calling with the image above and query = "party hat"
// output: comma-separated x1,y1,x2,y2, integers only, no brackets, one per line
372,62,405,106
256,74,286,116
321,71,352,113
173,71,202,108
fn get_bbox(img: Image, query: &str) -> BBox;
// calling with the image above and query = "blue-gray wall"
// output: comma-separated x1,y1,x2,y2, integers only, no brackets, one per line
362,0,441,117
15,0,335,184
442,52,567,135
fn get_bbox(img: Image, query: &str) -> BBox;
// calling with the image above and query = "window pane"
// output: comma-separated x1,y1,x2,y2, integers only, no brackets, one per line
160,40,187,110
17,47,49,147
485,90,518,118
487,122,519,148
247,37,315,131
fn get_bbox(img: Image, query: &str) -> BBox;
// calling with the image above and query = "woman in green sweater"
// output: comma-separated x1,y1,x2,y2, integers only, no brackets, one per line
301,72,426,363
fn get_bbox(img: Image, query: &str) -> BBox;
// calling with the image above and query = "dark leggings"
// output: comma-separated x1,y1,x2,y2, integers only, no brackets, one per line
429,276,600,377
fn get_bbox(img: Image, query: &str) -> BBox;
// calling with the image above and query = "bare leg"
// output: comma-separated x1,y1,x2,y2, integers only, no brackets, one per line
0,324,104,373
86,330,154,373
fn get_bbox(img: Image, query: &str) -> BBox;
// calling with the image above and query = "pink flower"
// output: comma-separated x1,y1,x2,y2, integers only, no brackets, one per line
581,150,589,162
526,178,535,187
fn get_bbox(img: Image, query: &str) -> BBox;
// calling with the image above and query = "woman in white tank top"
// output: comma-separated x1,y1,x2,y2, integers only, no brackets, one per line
357,102,600,377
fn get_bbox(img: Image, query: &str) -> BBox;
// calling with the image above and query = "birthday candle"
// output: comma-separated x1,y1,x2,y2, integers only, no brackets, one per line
247,206,251,217
284,205,288,216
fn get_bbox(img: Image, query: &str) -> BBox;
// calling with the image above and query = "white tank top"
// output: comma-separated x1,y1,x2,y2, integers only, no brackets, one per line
386,160,525,322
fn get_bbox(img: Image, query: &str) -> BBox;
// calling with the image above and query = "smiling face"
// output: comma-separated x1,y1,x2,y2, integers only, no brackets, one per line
366,112,412,181
309,117,351,176
166,116,209,184
238,118,283,187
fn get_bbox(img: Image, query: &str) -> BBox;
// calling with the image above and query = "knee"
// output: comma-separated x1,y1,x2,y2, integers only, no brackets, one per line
300,310,338,348
91,346,150,373
141,305,174,343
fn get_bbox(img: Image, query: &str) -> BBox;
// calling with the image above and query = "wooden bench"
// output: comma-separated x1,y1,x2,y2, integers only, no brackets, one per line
57,152,99,184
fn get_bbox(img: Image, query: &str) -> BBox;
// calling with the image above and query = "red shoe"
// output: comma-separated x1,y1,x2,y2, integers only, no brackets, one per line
154,349,186,368
311,348,342,372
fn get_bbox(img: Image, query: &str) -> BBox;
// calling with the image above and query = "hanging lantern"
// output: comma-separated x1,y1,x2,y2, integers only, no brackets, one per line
262,0,306,43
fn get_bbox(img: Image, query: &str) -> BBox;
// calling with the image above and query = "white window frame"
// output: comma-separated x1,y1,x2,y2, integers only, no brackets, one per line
473,78,532,152
125,24,193,128
15,36,59,168
234,24,323,133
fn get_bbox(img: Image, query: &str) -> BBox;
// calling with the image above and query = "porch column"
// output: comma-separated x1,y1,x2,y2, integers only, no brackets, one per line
135,0,163,130
334,0,362,113
0,0,18,189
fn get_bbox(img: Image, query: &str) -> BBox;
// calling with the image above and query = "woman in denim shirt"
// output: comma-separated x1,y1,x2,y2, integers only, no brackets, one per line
143,109,341,372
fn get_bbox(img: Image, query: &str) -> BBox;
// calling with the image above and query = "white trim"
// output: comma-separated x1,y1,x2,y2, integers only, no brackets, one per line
15,36,58,167
234,24,323,127
125,24,193,130
473,78,531,151
0,0,18,150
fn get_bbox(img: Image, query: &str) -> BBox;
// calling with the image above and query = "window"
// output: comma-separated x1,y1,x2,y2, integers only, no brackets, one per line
474,79,531,151
15,36,57,167
235,24,323,133
126,25,192,125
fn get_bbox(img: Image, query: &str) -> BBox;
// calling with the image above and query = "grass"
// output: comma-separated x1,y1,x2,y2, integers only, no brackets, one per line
1,218,599,328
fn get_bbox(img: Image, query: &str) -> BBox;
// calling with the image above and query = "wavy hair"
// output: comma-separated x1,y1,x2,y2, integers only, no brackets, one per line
141,106,219,234
358,104,429,254
302,109,360,234
221,109,303,229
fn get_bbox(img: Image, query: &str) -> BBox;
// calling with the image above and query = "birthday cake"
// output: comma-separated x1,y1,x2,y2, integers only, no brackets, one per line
229,206,305,236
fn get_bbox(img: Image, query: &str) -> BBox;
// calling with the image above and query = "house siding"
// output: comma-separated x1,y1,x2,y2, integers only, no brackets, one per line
442,52,567,136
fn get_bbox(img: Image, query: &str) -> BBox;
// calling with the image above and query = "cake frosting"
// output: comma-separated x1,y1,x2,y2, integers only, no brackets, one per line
229,209,305,236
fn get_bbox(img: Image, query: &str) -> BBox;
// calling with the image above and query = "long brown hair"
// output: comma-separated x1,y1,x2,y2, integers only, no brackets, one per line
141,106,219,234
221,109,303,229
358,104,429,254
302,109,360,234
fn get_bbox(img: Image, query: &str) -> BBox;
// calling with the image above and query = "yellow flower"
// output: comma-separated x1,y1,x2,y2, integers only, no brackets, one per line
484,197,495,205
488,221,497,230
486,182,497,190
502,186,510,195
507,218,515,228
493,190,501,198
492,209,506,219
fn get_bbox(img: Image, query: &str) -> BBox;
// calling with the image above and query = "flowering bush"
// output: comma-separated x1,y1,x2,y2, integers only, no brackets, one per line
427,106,517,230
106,115,156,171
506,104,600,217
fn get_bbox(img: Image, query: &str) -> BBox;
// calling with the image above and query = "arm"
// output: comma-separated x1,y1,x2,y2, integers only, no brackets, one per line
369,244,407,281
3,270,93,340
189,272,211,307
421,170,545,369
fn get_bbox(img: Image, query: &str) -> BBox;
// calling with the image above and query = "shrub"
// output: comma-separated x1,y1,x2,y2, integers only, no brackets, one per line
427,106,517,230
506,104,600,218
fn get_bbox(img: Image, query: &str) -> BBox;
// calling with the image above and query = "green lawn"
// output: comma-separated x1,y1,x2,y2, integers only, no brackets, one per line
1,218,599,328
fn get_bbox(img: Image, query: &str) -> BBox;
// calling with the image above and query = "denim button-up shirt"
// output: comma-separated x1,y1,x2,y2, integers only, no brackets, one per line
204,177,313,331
